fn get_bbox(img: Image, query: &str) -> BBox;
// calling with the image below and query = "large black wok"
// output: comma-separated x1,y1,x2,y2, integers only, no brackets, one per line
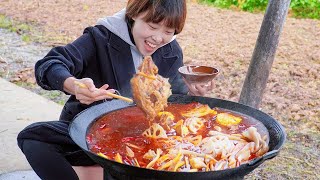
69,94,286,180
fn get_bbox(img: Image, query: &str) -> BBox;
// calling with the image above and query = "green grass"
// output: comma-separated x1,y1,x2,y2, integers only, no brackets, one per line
199,0,320,19
0,15,12,29
13,81,37,88
22,34,31,42
39,90,68,105
12,81,68,105
0,14,34,43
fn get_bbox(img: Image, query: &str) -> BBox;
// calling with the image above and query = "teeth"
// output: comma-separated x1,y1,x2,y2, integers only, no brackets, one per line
146,41,156,48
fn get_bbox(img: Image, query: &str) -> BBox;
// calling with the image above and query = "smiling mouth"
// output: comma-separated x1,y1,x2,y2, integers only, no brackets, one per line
146,41,157,48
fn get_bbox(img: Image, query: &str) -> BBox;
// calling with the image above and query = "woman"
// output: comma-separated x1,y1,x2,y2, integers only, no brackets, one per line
17,0,214,179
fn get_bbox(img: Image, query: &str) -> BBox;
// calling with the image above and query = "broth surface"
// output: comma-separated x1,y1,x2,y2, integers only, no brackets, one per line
87,102,269,171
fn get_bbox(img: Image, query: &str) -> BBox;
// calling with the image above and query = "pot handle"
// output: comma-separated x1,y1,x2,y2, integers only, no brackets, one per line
248,150,279,166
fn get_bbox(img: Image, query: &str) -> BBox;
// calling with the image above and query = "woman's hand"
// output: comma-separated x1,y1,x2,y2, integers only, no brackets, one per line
183,79,215,96
64,77,115,105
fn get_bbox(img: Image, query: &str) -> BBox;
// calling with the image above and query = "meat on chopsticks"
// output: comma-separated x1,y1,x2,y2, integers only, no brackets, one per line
130,56,172,120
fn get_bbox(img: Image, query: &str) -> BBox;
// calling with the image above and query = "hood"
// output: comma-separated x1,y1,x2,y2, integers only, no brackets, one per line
97,9,135,47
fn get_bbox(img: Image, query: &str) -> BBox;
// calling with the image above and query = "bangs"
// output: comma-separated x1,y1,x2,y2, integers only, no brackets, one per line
142,3,185,34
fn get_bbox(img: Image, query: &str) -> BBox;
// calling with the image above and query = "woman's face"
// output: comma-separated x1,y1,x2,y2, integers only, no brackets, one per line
132,12,175,56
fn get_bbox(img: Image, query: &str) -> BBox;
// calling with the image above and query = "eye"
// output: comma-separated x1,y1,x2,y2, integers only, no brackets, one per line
148,24,157,30
165,31,174,35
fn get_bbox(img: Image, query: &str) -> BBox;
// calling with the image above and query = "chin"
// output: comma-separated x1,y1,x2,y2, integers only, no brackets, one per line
139,49,155,56
142,52,154,56
138,45,157,56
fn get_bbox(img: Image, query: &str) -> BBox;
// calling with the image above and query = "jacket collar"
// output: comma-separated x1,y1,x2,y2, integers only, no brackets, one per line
107,33,178,97
153,42,179,77
107,33,135,97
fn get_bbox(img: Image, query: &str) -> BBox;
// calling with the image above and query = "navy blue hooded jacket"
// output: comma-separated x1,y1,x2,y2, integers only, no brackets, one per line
35,25,188,121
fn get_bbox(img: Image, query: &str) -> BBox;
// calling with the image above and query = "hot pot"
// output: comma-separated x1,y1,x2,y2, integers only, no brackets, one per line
69,94,286,180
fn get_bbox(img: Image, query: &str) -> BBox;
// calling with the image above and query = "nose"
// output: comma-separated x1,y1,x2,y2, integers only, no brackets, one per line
151,34,163,44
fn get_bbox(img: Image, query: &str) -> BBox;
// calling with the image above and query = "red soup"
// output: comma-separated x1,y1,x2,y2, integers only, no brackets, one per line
87,102,269,172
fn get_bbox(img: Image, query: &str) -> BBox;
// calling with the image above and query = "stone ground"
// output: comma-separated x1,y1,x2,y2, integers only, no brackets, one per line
0,77,62,178
0,170,40,180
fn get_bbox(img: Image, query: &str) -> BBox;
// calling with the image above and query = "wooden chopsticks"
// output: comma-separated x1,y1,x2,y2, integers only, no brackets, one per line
74,81,88,88
74,81,133,103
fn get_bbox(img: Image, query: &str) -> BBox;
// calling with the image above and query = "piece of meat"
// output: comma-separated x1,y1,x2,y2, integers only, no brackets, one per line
130,56,172,120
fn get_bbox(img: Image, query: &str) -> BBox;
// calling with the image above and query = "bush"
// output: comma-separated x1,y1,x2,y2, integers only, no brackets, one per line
200,0,320,19
290,0,320,19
